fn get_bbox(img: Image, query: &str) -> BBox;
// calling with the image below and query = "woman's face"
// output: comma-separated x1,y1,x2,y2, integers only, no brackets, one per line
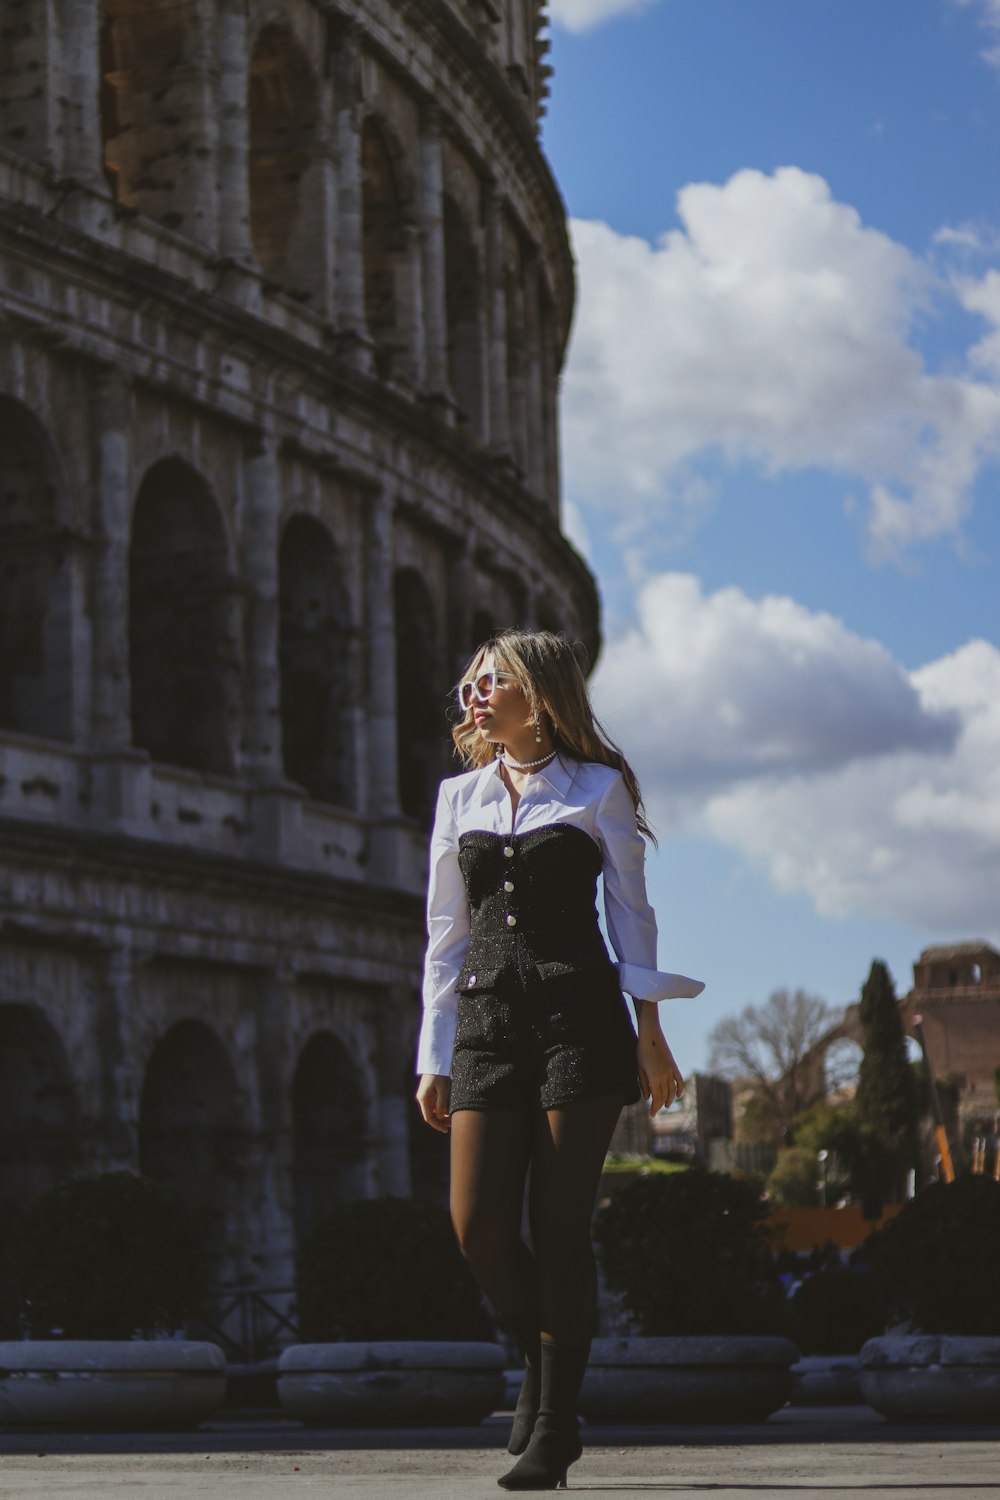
469,653,534,747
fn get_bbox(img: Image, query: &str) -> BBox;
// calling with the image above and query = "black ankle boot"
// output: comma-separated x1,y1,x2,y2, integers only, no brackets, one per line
504,1312,542,1456
497,1339,590,1491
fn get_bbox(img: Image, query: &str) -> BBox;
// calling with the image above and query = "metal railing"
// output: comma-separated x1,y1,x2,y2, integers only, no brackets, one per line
188,1286,299,1365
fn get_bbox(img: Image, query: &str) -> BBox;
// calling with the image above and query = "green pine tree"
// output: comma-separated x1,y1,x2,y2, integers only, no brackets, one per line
854,958,920,1213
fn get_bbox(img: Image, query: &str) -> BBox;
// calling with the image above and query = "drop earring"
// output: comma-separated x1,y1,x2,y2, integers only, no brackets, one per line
534,717,542,744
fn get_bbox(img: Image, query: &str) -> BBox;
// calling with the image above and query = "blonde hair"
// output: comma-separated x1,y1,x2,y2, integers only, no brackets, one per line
451,628,656,845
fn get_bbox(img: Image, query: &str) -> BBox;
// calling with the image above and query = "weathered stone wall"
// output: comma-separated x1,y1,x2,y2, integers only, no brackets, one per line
900,943,1000,1124
0,0,594,1314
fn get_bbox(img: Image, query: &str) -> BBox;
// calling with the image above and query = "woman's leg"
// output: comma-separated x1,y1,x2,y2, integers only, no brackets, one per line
450,1105,543,1456
528,1090,623,1344
497,1090,623,1489
449,1106,537,1321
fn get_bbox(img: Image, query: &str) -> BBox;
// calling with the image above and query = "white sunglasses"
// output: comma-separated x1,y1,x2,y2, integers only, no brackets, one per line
457,669,517,711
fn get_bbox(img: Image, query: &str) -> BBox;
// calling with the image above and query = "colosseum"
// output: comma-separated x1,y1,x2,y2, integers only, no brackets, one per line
0,0,598,1335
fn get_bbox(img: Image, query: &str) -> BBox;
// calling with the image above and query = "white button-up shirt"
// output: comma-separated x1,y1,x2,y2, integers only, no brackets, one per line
416,753,705,1077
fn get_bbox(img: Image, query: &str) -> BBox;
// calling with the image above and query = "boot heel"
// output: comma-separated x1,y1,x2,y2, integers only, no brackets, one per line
497,1339,588,1491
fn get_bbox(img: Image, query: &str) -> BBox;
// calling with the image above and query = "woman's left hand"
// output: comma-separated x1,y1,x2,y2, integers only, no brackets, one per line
636,1018,684,1117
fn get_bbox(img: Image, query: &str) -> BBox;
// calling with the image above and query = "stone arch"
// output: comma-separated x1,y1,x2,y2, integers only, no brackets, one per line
100,0,211,239
291,1029,370,1249
394,567,448,823
362,116,407,380
0,396,73,741
0,1004,81,1240
138,1019,247,1267
279,514,353,806
129,458,240,776
443,195,485,436
248,21,321,299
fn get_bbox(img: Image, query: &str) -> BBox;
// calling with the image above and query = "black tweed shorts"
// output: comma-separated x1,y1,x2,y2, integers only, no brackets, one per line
448,962,642,1113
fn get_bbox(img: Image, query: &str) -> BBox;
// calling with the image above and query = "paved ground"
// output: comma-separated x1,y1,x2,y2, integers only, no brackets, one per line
1,1407,999,1499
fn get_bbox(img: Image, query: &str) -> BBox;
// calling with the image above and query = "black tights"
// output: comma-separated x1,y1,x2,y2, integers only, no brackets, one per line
449,1091,623,1345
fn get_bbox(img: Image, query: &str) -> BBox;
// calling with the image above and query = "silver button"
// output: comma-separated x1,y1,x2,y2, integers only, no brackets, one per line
503,845,514,858
504,880,514,893
506,914,517,927
468,973,477,986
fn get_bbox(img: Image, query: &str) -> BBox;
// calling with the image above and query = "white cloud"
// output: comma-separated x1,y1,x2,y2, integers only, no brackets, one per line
549,0,662,33
591,572,1000,937
933,221,991,253
592,573,958,795
564,168,1000,560
949,0,1000,68
702,639,1000,933
958,266,1000,375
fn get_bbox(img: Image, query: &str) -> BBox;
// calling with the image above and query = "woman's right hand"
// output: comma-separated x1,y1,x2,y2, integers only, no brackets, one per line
416,1073,452,1132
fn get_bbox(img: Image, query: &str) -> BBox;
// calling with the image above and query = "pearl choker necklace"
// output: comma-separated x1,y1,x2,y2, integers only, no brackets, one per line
498,749,557,771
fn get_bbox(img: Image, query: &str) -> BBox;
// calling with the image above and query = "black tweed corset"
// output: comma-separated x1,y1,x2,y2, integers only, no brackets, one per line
454,822,616,994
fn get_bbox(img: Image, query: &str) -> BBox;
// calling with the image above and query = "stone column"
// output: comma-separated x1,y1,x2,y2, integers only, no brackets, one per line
216,0,254,265
55,0,103,187
541,305,562,512
88,370,152,831
298,138,339,323
418,105,451,415
507,267,529,475
375,986,414,1199
161,22,220,250
394,219,426,387
250,963,297,1291
364,487,400,820
484,180,511,455
92,935,138,1171
331,20,372,369
241,432,284,780
473,219,491,444
90,371,132,750
523,250,546,496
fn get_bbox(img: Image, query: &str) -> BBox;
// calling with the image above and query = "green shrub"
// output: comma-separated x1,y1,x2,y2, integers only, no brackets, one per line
602,1154,687,1174
767,1147,822,1207
790,1100,869,1203
296,1196,494,1341
862,1176,1000,1335
7,1171,211,1339
593,1167,784,1336
787,1269,887,1354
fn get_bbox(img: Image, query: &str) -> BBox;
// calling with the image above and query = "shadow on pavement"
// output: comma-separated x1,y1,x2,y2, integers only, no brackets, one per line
2,1406,1000,1457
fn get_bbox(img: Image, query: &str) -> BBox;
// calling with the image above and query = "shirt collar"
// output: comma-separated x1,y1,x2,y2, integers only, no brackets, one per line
478,752,578,804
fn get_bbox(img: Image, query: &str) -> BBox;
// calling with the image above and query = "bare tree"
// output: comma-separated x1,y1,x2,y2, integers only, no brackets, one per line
707,988,839,1142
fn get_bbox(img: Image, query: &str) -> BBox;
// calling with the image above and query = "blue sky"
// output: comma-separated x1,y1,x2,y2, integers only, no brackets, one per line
540,0,1000,1073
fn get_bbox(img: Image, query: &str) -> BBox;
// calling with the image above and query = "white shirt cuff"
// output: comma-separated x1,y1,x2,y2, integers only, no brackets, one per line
616,962,705,1001
416,1006,458,1076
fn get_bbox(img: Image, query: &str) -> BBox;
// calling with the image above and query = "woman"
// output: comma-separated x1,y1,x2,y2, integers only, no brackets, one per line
415,630,703,1490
